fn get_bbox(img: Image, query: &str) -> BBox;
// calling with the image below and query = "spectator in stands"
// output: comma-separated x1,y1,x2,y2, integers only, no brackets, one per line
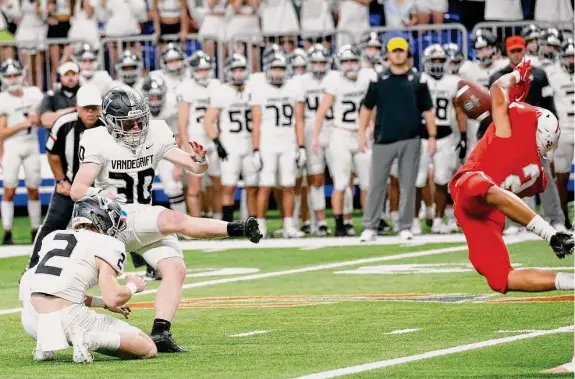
14,0,46,88
299,0,336,50
151,0,189,45
383,0,416,29
225,0,261,72
68,0,100,51
97,0,147,72
535,0,573,22
358,37,435,242
414,0,446,25
39,61,79,128
260,0,299,49
458,0,485,32
484,0,523,22
0,0,18,60
198,0,227,58
337,0,372,47
46,0,72,86
27,84,104,270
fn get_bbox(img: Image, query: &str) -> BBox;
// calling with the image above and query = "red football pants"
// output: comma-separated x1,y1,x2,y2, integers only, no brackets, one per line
450,172,512,294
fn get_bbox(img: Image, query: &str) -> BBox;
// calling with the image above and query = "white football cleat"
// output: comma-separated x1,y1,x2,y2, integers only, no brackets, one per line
390,212,400,233
70,327,93,364
359,229,377,242
283,227,304,238
552,223,569,233
33,349,54,361
411,218,422,236
431,218,448,234
399,229,413,241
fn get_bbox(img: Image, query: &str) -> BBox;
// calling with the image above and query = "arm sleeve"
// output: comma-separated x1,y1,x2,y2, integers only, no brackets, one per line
93,234,127,274
78,130,106,165
417,79,434,113
362,81,377,110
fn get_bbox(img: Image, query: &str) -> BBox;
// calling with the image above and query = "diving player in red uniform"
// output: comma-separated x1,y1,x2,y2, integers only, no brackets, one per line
449,59,574,294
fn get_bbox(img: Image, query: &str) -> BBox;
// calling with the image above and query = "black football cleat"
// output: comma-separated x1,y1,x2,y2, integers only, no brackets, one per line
377,219,391,235
2,231,13,245
30,229,38,244
334,226,347,237
301,222,311,235
245,217,263,243
130,252,147,268
344,223,356,237
145,264,162,281
151,331,187,353
550,232,574,259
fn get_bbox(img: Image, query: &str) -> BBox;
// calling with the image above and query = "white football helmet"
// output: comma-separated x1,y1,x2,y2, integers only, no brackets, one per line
535,107,560,156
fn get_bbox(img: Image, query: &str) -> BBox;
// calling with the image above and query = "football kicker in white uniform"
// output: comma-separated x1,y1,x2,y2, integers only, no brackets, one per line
313,45,375,237
414,45,467,235
73,43,113,96
140,76,187,216
177,50,222,218
71,86,263,353
0,59,44,245
19,196,156,363
204,54,258,223
251,51,306,238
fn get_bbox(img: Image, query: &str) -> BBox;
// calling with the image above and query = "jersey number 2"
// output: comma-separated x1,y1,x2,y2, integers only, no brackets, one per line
501,163,540,194
35,234,78,276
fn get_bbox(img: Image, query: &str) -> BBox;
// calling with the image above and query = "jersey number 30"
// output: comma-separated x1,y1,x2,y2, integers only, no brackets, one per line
501,163,540,194
36,234,78,276
109,168,155,204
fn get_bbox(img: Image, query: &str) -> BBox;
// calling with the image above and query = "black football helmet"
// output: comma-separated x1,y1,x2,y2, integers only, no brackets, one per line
71,195,126,238
115,50,143,86
224,54,249,86
189,50,213,86
73,42,99,79
0,59,25,91
140,75,167,117
160,42,187,76
101,86,150,150
308,44,330,80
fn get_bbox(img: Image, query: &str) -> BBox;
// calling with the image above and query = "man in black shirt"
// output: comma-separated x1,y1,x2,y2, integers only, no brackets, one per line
358,37,436,242
39,61,80,128
486,36,566,232
27,84,104,269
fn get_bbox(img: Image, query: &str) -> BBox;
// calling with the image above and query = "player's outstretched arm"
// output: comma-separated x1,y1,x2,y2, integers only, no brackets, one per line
96,258,146,308
164,142,209,176
70,162,102,201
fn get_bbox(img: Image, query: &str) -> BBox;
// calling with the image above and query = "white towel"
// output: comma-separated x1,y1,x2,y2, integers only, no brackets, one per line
36,311,69,352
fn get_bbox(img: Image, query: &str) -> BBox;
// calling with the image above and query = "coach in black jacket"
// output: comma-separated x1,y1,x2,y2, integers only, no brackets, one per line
484,35,565,230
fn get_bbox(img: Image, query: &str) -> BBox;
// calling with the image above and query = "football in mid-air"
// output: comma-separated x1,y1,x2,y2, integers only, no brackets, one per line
455,79,492,124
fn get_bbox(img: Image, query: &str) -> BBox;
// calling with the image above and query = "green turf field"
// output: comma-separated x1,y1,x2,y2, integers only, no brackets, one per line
0,228,572,378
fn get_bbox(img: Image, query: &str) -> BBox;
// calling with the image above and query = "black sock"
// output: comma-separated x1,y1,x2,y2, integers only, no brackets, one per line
334,214,344,229
152,318,171,335
227,220,245,237
222,205,235,222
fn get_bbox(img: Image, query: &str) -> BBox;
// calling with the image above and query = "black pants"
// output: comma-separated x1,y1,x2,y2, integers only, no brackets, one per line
28,192,75,269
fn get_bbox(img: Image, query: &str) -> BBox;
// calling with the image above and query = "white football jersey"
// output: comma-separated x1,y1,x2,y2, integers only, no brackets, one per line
210,82,252,154
150,68,193,94
323,68,376,130
421,73,460,128
152,91,179,136
176,78,220,138
250,77,305,145
458,60,498,87
79,120,177,211
300,71,336,129
80,71,114,96
29,229,127,304
545,63,574,133
247,72,266,88
0,86,43,142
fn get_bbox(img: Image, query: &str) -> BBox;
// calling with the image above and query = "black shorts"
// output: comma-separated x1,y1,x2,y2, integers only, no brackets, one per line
47,21,71,39
160,22,181,40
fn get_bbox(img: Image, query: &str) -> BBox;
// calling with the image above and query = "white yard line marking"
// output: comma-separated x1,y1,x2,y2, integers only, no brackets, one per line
383,329,420,335
496,330,546,333
229,330,271,337
0,308,21,315
293,326,574,379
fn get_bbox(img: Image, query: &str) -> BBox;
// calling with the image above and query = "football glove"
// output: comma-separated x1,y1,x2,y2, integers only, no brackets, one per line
550,232,574,259
456,132,467,160
510,59,532,102
252,149,263,172
296,146,307,169
213,138,228,160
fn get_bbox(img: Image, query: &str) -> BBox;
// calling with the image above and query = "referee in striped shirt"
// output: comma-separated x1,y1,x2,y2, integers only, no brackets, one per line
27,84,105,269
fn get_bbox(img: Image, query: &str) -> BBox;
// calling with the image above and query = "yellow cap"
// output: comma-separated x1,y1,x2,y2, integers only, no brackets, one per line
387,37,408,52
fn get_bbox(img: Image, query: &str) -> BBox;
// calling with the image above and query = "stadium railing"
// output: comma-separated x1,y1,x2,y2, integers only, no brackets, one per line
472,20,574,43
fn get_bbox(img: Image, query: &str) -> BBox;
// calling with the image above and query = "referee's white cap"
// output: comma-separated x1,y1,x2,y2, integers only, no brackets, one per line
77,84,102,107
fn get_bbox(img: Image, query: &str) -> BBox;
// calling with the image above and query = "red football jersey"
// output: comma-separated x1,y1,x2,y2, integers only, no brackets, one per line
455,102,547,198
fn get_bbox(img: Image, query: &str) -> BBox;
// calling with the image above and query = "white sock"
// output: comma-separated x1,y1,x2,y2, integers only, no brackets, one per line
283,217,294,230
85,331,121,351
391,211,399,223
310,186,326,211
526,214,556,242
344,187,354,215
344,219,353,226
445,207,455,221
307,193,317,228
425,206,434,220
213,212,222,220
554,272,575,290
294,195,301,222
257,218,267,236
27,200,41,230
1,201,14,230
240,189,248,220
170,201,187,215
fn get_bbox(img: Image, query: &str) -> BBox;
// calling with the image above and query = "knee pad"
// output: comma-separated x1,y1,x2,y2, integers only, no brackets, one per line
310,186,326,211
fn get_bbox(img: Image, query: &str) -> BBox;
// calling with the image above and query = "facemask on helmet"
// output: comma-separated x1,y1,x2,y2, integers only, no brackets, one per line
290,50,308,76
71,195,127,238
423,45,446,78
0,59,24,92
308,44,330,80
521,24,540,55
224,54,249,87
336,45,360,80
265,53,288,86
539,29,562,61
535,107,560,157
560,42,574,74
102,88,150,151
161,44,187,77
73,44,99,80
141,77,166,117
115,52,143,86
189,51,213,86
